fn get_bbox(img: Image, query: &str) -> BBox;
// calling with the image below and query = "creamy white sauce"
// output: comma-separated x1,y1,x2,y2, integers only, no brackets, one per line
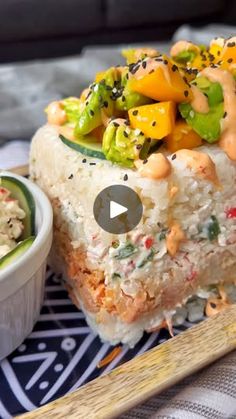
0,187,25,258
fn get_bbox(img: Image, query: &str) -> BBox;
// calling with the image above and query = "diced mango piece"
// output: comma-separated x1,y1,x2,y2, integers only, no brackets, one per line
129,57,192,103
166,120,203,152
220,42,236,65
128,102,176,139
191,52,211,70
209,42,223,61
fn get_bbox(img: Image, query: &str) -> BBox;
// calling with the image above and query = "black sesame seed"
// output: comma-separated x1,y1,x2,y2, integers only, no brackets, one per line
123,131,129,138
130,64,140,74
85,101,89,106
217,50,221,56
210,302,217,309
132,110,138,116
123,174,128,181
208,53,215,62
121,95,126,102
184,90,189,97
103,101,108,108
136,144,142,150
68,174,74,179
89,162,96,166
90,109,95,116
155,57,163,62
139,131,144,136
82,158,87,163
223,111,227,118
124,119,130,125
227,41,236,47
152,121,156,126
227,58,233,63
126,73,129,80
172,64,178,72
142,61,147,69
143,159,148,164
113,122,119,127
149,69,155,74
86,89,92,98
128,63,135,72
183,76,189,85
163,59,168,65
171,154,176,160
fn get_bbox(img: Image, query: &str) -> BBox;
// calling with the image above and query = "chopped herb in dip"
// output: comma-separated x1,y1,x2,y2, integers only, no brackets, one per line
114,242,138,259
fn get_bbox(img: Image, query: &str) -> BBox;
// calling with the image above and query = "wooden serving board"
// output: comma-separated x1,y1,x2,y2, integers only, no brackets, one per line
9,165,236,418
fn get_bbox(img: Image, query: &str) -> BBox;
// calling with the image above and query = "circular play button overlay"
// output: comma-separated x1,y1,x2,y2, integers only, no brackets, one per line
93,185,143,234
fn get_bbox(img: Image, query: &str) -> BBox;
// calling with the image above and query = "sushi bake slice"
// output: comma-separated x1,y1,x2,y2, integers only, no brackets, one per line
30,38,236,347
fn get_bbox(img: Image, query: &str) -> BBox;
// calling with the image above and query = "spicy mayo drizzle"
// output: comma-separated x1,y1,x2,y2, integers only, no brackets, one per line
190,84,209,114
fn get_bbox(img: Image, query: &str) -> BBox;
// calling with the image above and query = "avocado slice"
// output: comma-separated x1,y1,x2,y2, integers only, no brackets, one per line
102,120,150,167
173,50,197,64
75,68,119,137
116,70,151,111
179,77,224,143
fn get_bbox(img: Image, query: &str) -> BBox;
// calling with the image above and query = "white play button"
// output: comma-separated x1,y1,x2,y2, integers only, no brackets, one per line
110,201,128,219
93,185,143,234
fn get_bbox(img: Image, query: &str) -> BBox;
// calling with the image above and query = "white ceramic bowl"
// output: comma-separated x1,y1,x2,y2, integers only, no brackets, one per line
0,171,53,359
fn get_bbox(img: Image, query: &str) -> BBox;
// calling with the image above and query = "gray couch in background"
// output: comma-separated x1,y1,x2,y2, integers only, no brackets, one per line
0,0,230,62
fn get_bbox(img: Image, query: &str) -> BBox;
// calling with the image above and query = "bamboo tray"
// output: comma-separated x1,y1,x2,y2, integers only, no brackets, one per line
7,165,236,419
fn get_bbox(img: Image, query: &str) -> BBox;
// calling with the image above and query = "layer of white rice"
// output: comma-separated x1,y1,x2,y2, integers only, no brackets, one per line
30,124,236,346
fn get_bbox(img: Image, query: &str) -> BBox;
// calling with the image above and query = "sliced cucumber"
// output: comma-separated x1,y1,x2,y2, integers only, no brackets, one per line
0,236,35,270
0,176,35,239
60,134,106,160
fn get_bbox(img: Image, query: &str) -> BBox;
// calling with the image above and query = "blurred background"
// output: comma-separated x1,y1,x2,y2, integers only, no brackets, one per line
1,0,236,167
1,0,236,62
